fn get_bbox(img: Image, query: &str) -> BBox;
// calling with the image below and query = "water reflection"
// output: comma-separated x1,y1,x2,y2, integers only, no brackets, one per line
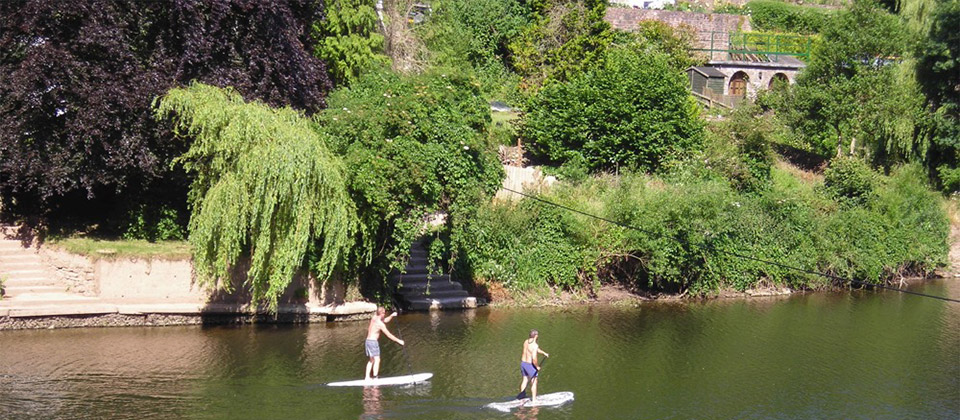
515,406,539,420
360,386,381,419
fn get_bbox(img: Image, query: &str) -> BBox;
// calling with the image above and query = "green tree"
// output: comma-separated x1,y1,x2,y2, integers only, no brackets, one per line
318,70,503,274
522,47,703,173
314,0,390,86
509,0,613,90
777,0,929,164
616,20,699,71
915,0,960,190
155,83,357,309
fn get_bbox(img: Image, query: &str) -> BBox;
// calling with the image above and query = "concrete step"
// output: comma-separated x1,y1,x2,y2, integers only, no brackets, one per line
3,276,54,284
2,269,48,278
0,262,46,271
405,296,478,311
0,250,37,258
1,292,94,302
407,255,430,265
3,285,65,295
395,266,432,276
4,277,60,287
0,253,42,261
393,273,449,283
403,289,470,300
397,281,463,294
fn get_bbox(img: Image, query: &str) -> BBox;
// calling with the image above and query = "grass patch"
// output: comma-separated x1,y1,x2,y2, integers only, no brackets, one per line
491,110,519,126
47,237,191,260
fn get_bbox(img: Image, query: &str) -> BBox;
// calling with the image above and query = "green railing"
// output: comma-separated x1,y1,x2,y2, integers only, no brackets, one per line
693,31,814,61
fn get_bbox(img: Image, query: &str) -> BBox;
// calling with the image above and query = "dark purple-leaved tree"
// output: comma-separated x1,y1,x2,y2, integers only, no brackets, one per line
0,0,331,231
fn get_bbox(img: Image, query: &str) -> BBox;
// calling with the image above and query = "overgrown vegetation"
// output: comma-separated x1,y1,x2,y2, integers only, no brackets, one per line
746,0,837,34
458,163,947,294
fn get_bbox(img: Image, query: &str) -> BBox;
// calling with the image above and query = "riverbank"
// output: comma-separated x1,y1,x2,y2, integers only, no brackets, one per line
0,227,377,330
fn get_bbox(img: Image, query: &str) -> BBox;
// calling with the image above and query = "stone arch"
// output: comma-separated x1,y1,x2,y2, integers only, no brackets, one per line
769,72,789,89
729,71,749,97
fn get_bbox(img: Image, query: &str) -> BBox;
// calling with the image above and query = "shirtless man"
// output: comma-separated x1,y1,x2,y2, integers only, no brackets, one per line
364,307,404,380
517,329,549,401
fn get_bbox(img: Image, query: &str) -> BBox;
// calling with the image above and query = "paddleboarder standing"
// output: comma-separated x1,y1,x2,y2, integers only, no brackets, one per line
364,307,404,380
517,329,549,401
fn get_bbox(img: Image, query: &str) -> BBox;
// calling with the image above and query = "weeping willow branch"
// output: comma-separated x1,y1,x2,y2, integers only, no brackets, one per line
155,83,357,309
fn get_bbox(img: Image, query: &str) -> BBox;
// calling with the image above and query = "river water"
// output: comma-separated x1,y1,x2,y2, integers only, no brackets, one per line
1,280,957,419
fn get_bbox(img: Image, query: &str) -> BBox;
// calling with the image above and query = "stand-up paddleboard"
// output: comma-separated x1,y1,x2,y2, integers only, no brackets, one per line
484,391,574,412
326,373,433,387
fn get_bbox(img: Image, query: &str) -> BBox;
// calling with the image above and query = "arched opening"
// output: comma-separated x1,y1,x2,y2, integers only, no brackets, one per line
729,71,748,97
769,73,789,89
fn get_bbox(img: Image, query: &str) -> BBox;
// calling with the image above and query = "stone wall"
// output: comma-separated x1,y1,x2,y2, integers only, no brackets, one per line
40,247,356,306
495,165,557,202
40,248,97,296
96,258,206,302
605,8,751,48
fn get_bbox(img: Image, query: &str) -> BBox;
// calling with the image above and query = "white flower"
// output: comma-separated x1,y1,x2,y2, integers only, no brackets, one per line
463,145,470,150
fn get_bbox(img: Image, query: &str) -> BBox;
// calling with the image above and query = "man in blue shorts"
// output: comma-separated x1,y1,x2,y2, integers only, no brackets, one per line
364,307,404,380
517,329,549,401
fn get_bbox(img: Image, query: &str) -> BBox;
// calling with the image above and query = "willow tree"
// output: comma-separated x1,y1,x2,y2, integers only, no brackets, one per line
156,83,357,308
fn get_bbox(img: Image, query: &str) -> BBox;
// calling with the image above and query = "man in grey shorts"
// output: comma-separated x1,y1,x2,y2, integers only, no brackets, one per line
365,307,404,380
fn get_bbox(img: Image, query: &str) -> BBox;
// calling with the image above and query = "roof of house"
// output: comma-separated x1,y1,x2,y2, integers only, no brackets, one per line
687,66,727,78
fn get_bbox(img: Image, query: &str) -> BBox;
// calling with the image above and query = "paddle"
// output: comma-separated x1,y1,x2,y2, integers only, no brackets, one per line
515,355,548,400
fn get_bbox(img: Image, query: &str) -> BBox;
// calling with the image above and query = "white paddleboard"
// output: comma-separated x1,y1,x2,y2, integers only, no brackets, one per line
326,372,433,387
484,391,574,412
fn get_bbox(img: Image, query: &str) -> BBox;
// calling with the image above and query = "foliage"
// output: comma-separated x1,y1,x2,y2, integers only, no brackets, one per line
697,104,777,192
509,0,613,90
915,0,960,190
313,0,390,86
418,0,529,100
0,0,331,226
318,70,503,276
458,164,947,295
456,198,588,291
774,0,931,164
713,2,748,14
618,21,700,71
821,156,878,205
424,0,528,70
522,46,704,173
746,0,836,34
156,83,356,309
122,204,186,242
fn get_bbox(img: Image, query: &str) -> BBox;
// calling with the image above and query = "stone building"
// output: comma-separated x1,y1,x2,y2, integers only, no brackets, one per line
605,8,807,107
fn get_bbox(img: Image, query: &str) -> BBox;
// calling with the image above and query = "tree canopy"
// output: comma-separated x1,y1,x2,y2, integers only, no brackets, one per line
522,47,703,173
0,0,331,224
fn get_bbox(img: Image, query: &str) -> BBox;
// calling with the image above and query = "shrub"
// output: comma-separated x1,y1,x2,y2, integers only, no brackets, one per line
522,47,703,173
822,157,878,206
746,0,835,34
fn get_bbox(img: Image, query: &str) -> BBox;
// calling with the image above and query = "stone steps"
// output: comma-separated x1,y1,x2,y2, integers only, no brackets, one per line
0,224,78,305
390,238,484,311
